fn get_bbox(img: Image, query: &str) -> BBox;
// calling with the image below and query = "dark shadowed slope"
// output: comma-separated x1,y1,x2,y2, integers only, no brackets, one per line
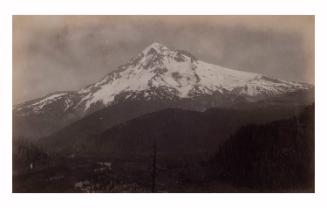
41,103,311,160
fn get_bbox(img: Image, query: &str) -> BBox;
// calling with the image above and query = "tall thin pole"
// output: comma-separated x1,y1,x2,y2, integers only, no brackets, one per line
151,137,157,193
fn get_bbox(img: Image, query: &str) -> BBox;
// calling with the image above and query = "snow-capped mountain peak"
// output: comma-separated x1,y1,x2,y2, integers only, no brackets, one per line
15,42,312,115
73,42,310,111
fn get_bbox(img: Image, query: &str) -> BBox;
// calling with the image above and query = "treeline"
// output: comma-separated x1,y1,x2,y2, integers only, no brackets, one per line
208,104,314,192
13,137,49,174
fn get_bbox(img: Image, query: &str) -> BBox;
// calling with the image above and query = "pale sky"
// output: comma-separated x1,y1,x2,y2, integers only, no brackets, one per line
13,15,314,104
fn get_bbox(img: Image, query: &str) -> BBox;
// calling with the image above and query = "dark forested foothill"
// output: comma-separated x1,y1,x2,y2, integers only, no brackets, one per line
206,105,314,192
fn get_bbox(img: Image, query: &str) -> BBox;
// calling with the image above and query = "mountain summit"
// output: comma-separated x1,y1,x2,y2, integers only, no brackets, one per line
13,42,313,138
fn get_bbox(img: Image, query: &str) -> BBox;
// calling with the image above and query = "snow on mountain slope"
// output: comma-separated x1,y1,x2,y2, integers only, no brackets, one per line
74,42,310,112
14,42,312,116
30,93,68,111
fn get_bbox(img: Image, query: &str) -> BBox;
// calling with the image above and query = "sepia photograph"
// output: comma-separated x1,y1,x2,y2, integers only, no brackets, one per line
12,15,314,193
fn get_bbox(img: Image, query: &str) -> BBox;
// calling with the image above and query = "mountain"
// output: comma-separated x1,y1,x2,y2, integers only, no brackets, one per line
13,42,314,139
13,42,315,193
